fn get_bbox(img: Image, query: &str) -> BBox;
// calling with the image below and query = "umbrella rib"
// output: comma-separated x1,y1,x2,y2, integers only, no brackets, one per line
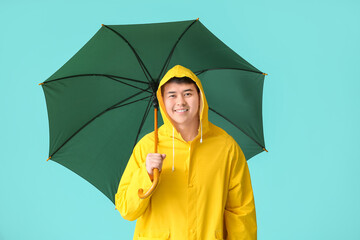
195,68,264,76
107,76,151,93
43,74,149,85
209,107,265,149
109,95,151,110
133,97,153,148
103,25,154,83
157,19,199,81
49,87,151,158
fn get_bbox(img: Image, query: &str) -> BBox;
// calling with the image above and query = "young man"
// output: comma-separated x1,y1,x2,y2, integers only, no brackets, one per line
115,65,257,239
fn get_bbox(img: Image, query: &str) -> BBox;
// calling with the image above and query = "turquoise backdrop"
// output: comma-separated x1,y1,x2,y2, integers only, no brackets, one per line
1,0,359,239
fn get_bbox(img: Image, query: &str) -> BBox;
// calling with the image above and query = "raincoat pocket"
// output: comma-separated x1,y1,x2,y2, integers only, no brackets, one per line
138,230,170,240
215,229,224,240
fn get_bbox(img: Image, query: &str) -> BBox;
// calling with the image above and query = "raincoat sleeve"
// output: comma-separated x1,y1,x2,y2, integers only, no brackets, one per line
225,142,257,239
115,141,153,221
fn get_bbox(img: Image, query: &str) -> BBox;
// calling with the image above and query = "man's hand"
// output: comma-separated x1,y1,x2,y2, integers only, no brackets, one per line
146,153,166,176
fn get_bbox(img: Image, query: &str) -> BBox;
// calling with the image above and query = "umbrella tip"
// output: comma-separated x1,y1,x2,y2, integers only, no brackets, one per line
101,24,104,26
46,156,52,161
196,18,199,21
38,82,44,86
262,73,268,76
263,148,268,152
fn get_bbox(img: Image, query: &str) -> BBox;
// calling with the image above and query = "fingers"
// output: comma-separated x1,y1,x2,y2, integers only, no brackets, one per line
147,153,166,161
146,153,166,175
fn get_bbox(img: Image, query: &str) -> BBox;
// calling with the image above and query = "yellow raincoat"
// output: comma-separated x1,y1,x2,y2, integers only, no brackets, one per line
115,65,257,239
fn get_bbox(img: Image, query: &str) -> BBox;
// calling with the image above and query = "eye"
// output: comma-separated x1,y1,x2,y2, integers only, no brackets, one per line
184,92,192,97
168,94,175,98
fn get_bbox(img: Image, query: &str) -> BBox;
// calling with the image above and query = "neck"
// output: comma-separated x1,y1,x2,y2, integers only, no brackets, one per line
175,119,200,142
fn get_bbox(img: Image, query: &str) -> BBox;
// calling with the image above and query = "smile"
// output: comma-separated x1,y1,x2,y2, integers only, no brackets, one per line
174,109,189,113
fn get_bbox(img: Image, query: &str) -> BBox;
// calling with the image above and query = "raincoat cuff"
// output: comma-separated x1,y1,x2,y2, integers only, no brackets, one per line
140,162,153,190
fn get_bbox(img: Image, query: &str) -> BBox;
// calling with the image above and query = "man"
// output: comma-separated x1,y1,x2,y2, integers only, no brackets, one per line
115,65,257,239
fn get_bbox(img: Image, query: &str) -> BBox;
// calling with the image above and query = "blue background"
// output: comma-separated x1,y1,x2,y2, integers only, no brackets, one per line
1,0,359,239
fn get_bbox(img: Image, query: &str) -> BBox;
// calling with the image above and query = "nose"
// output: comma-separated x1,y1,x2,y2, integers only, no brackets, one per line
176,95,186,106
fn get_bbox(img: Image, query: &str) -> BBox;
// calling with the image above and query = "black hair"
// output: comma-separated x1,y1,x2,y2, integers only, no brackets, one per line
161,77,200,96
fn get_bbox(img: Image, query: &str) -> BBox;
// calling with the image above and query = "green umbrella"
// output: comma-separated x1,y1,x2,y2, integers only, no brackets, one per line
40,19,267,204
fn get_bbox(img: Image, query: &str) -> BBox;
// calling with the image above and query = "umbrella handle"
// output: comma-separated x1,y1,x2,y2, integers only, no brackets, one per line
138,105,160,199
138,168,160,199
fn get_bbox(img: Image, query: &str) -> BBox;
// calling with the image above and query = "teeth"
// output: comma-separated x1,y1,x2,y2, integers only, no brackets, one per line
175,109,188,112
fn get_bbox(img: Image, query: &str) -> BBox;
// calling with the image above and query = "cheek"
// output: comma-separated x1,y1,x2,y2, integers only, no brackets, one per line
164,100,173,112
192,99,200,111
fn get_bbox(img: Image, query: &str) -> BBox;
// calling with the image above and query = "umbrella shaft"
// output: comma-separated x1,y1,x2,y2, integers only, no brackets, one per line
154,107,158,153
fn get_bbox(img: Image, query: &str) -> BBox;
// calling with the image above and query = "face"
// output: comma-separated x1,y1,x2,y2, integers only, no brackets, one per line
163,82,200,128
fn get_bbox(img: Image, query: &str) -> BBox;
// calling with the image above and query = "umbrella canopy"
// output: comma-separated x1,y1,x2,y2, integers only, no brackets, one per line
40,19,267,204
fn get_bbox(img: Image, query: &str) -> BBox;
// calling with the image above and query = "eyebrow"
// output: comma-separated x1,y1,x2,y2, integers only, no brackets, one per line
166,89,194,94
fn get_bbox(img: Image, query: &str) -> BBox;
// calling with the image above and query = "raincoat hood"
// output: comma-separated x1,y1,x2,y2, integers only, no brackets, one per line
157,65,209,143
